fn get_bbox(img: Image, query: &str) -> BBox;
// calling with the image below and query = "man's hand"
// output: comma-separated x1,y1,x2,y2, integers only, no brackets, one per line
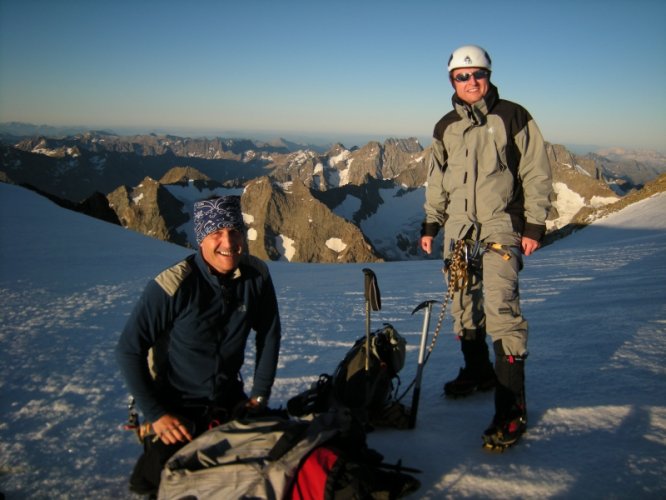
521,236,540,256
420,236,434,255
152,414,193,445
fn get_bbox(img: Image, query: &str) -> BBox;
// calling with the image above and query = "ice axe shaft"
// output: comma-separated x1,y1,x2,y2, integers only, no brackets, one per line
409,299,438,429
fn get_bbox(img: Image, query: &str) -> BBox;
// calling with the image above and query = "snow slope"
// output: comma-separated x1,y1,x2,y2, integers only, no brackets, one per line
0,182,665,499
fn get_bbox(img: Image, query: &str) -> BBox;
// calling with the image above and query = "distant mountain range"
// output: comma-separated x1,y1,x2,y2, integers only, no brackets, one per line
1,123,664,263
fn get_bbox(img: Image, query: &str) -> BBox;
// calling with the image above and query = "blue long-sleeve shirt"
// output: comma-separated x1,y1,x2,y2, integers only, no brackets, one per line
115,251,281,421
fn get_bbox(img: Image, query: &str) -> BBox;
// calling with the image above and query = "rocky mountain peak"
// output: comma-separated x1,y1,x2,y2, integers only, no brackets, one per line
107,176,189,246
242,177,381,263
3,126,664,263
159,166,211,185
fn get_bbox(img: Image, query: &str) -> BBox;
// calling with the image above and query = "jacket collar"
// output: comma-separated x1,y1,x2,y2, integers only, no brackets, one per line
451,83,499,126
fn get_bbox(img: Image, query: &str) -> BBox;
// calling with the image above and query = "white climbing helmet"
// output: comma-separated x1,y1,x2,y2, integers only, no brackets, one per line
447,45,492,72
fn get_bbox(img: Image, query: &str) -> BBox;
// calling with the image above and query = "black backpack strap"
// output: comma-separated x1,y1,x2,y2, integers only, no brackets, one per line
266,421,310,461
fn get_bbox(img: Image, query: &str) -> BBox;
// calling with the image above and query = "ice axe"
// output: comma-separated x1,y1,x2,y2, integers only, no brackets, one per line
362,268,381,372
408,299,438,429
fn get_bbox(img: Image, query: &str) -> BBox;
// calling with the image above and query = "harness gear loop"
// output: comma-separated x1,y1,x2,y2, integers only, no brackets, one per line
485,242,513,261
462,239,515,267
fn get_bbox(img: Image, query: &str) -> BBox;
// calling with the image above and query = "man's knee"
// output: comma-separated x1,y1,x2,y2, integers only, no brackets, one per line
459,327,486,341
491,334,527,357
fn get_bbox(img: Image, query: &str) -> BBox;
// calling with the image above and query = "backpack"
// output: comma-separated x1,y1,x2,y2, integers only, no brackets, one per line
290,441,420,500
287,324,410,429
157,410,419,500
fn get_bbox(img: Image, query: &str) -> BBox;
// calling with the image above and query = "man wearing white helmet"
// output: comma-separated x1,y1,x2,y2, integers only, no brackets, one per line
420,45,552,450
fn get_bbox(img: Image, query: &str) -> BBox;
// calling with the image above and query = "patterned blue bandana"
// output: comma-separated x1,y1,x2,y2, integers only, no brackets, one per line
193,196,245,245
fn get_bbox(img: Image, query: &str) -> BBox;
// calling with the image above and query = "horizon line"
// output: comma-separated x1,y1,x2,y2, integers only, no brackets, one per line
1,120,664,156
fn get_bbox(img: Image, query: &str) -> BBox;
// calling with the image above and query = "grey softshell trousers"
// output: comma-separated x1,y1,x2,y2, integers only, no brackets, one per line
451,245,527,357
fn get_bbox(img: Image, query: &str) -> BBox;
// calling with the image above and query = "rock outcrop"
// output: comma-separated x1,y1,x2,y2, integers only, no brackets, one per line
242,177,382,263
107,177,189,246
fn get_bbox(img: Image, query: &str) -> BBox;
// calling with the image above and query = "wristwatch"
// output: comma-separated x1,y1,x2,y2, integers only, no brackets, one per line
252,396,267,408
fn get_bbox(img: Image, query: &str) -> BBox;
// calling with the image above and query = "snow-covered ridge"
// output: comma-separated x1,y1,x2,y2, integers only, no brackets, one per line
0,182,665,497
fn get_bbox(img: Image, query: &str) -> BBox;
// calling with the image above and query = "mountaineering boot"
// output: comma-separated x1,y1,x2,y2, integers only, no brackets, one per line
443,329,496,397
482,340,527,451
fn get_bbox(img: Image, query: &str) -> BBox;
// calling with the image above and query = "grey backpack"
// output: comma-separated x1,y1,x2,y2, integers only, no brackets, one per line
158,412,344,500
157,409,420,500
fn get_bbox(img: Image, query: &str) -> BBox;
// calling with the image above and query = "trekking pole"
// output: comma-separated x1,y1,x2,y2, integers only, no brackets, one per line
408,300,438,429
362,268,381,372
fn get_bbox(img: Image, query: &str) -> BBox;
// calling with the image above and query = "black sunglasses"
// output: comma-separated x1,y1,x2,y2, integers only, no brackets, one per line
452,69,490,83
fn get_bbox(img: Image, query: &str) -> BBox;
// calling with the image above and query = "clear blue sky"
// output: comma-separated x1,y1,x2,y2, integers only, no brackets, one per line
1,0,664,152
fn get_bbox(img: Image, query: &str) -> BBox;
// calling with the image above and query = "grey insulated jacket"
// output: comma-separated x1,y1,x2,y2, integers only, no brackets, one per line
423,83,552,251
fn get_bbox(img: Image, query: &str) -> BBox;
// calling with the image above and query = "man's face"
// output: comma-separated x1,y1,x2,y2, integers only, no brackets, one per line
200,227,245,275
450,67,490,105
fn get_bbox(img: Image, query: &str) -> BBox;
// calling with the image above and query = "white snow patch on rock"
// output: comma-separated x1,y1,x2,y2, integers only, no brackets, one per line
276,234,295,261
325,238,347,253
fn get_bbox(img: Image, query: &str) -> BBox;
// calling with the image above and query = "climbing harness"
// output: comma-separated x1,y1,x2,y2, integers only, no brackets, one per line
396,234,517,404
422,238,514,365
482,242,514,261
